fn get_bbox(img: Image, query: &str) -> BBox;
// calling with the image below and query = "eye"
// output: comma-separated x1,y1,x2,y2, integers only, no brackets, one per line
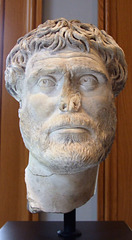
37,76,56,88
79,74,98,91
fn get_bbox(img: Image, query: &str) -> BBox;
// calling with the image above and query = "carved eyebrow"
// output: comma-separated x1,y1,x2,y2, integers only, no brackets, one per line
68,67,108,83
27,68,57,77
27,65,68,78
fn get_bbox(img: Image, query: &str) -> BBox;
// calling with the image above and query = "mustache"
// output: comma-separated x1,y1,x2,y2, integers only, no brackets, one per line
41,113,97,134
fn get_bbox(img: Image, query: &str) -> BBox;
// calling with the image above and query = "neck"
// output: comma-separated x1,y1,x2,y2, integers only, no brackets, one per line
25,152,99,213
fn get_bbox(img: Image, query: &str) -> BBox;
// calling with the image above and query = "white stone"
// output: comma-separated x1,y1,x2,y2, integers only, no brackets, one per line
25,153,99,213
5,18,127,213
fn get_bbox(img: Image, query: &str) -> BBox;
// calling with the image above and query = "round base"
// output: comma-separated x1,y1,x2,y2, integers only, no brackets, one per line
57,229,82,238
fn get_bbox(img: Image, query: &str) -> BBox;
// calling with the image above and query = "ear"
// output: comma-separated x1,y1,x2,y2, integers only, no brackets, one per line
5,66,24,102
106,57,128,97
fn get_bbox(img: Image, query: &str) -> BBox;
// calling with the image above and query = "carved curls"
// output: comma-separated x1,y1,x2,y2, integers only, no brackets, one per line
5,18,127,101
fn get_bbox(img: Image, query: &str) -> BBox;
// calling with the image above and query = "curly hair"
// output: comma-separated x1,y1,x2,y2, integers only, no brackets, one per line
5,18,127,101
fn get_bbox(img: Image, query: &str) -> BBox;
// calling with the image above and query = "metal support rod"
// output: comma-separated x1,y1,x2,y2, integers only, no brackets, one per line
64,209,76,234
57,209,81,238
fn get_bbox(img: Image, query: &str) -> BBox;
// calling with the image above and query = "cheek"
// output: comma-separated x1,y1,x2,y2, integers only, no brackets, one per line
82,92,115,119
24,94,57,121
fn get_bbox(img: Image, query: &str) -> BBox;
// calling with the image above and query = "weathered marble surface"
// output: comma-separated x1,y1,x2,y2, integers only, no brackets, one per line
26,153,99,213
5,18,127,213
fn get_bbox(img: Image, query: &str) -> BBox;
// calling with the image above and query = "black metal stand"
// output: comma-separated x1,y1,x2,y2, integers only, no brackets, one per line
57,209,81,238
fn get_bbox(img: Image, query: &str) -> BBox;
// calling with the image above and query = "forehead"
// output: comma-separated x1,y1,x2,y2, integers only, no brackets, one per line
25,50,108,76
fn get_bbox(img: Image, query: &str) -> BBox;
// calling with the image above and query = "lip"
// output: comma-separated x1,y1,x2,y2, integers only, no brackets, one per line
50,125,91,134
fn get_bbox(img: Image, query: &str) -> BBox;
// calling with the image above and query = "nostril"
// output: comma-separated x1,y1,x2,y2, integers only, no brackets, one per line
59,101,68,112
62,103,67,110
69,94,81,112
73,102,76,107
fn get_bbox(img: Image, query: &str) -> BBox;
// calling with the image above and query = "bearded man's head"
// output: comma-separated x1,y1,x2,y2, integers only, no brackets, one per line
5,18,127,213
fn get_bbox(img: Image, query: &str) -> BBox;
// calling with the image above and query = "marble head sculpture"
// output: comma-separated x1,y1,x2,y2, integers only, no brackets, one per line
5,18,127,213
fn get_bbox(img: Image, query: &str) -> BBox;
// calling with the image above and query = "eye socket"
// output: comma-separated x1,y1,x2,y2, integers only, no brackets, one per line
37,76,56,88
79,74,98,91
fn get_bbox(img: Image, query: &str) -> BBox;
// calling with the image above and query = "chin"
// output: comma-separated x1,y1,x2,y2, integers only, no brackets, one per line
28,132,114,174
20,121,116,175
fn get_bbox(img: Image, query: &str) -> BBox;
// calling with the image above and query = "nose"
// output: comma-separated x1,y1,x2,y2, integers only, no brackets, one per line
59,92,81,112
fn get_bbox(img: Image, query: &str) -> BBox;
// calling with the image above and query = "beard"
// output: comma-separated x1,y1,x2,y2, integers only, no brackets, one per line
19,102,116,174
